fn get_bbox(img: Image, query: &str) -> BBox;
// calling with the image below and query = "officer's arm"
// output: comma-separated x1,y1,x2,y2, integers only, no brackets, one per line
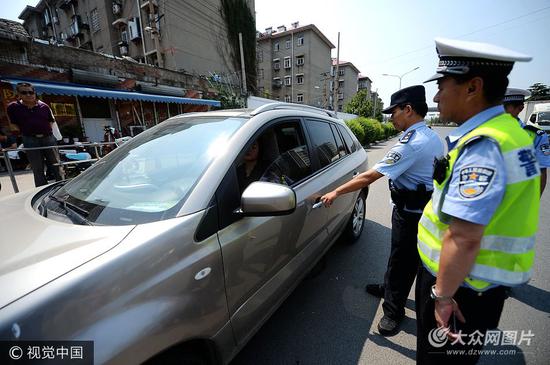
336,168,383,195
320,168,383,206
435,218,484,297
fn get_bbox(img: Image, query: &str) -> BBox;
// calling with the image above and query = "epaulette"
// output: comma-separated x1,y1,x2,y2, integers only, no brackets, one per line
399,130,415,143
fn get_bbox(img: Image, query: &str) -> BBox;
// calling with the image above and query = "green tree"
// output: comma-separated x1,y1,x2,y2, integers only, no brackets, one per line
527,83,550,101
343,90,384,122
220,0,257,95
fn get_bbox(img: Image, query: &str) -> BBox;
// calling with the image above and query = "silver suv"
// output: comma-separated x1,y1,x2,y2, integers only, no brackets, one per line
0,103,368,364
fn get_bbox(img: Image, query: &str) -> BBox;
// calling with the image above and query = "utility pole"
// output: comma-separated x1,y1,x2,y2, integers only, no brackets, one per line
372,88,378,118
239,32,247,95
332,32,340,111
148,0,163,68
136,0,148,64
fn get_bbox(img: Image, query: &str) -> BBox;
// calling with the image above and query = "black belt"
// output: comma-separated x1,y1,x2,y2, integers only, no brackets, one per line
25,133,52,138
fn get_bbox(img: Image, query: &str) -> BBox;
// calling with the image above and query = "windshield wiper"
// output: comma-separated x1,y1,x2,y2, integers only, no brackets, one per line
48,195,92,225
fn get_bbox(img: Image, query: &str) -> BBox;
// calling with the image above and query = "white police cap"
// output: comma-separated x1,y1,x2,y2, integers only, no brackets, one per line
503,88,531,103
425,37,532,83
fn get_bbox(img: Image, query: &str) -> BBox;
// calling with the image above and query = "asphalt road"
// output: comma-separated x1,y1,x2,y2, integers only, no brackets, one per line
231,126,550,365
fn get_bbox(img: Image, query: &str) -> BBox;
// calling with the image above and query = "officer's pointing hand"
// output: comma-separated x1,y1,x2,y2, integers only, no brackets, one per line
320,191,339,207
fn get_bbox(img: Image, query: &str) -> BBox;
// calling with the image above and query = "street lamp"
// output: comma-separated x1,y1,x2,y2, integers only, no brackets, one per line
382,66,420,90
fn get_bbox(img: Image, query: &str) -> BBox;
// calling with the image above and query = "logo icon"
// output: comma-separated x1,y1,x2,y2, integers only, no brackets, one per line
428,327,448,348
9,346,23,360
458,166,495,199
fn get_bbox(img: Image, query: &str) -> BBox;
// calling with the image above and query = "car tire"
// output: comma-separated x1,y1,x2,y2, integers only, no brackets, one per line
342,190,366,243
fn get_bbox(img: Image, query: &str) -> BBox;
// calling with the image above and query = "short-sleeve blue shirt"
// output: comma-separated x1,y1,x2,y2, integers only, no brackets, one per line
442,106,510,225
373,121,444,192
519,119,550,170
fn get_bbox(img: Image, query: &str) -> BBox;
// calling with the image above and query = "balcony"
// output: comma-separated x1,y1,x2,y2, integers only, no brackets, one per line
140,0,158,12
112,17,128,28
59,0,78,10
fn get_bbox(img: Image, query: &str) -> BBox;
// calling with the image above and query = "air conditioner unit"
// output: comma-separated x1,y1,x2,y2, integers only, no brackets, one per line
112,3,122,15
128,18,141,41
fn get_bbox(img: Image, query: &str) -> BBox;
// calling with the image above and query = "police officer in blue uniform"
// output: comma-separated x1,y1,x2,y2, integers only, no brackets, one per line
416,38,536,364
503,88,550,195
321,85,444,336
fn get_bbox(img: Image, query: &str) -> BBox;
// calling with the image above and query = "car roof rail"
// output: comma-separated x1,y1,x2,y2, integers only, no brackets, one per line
250,102,337,118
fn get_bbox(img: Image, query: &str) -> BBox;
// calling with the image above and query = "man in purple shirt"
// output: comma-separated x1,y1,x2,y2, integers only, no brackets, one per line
7,82,64,186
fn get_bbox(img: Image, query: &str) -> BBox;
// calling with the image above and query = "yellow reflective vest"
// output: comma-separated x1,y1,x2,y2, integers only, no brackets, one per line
417,113,540,291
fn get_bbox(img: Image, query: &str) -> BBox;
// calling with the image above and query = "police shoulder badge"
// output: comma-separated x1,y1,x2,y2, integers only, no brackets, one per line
400,130,415,143
541,143,550,156
458,166,495,199
384,150,402,164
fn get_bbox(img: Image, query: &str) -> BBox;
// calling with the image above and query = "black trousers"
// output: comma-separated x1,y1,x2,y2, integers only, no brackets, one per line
22,135,63,187
382,206,422,320
415,266,507,365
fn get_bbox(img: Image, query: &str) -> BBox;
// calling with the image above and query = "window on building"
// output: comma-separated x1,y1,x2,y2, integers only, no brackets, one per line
91,8,100,32
274,42,279,52
296,56,304,66
284,76,292,86
257,48,263,62
284,57,291,69
258,68,264,78
297,36,304,46
338,105,343,111
274,61,280,70
43,9,51,25
297,94,304,103
285,95,291,103
296,74,304,84
285,40,291,49
339,69,345,76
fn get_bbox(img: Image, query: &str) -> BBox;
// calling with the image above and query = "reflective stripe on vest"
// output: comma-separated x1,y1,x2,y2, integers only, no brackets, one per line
417,113,540,290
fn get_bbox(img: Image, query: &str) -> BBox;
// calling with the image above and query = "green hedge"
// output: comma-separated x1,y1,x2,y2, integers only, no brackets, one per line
345,119,365,145
346,118,399,145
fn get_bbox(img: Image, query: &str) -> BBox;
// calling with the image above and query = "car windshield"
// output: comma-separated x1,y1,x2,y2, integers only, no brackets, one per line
52,116,247,225
538,112,550,123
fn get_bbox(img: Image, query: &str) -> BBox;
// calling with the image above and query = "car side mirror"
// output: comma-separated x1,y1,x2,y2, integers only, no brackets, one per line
236,181,296,216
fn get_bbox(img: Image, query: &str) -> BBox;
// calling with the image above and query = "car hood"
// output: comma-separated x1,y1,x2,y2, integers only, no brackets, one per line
0,189,135,309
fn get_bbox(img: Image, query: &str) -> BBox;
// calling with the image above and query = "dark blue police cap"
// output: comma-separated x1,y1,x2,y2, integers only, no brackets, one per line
382,85,426,114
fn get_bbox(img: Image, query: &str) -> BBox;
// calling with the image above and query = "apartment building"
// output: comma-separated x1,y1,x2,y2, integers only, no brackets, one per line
332,60,360,111
358,75,372,95
18,0,254,80
256,23,334,107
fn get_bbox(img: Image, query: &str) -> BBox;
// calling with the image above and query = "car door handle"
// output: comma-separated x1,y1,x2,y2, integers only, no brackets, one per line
312,201,324,209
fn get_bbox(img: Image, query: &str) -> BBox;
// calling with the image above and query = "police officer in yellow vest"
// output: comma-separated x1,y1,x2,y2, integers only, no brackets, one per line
416,38,540,364
503,88,550,195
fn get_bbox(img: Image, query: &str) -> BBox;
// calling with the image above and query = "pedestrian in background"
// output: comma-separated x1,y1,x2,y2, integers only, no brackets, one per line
321,85,444,336
7,82,64,187
416,38,540,364
503,88,550,195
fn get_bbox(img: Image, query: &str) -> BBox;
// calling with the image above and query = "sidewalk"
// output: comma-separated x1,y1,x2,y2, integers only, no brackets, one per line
0,170,37,199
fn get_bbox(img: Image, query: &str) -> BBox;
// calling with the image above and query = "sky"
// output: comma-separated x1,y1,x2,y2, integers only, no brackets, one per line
3,0,550,107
